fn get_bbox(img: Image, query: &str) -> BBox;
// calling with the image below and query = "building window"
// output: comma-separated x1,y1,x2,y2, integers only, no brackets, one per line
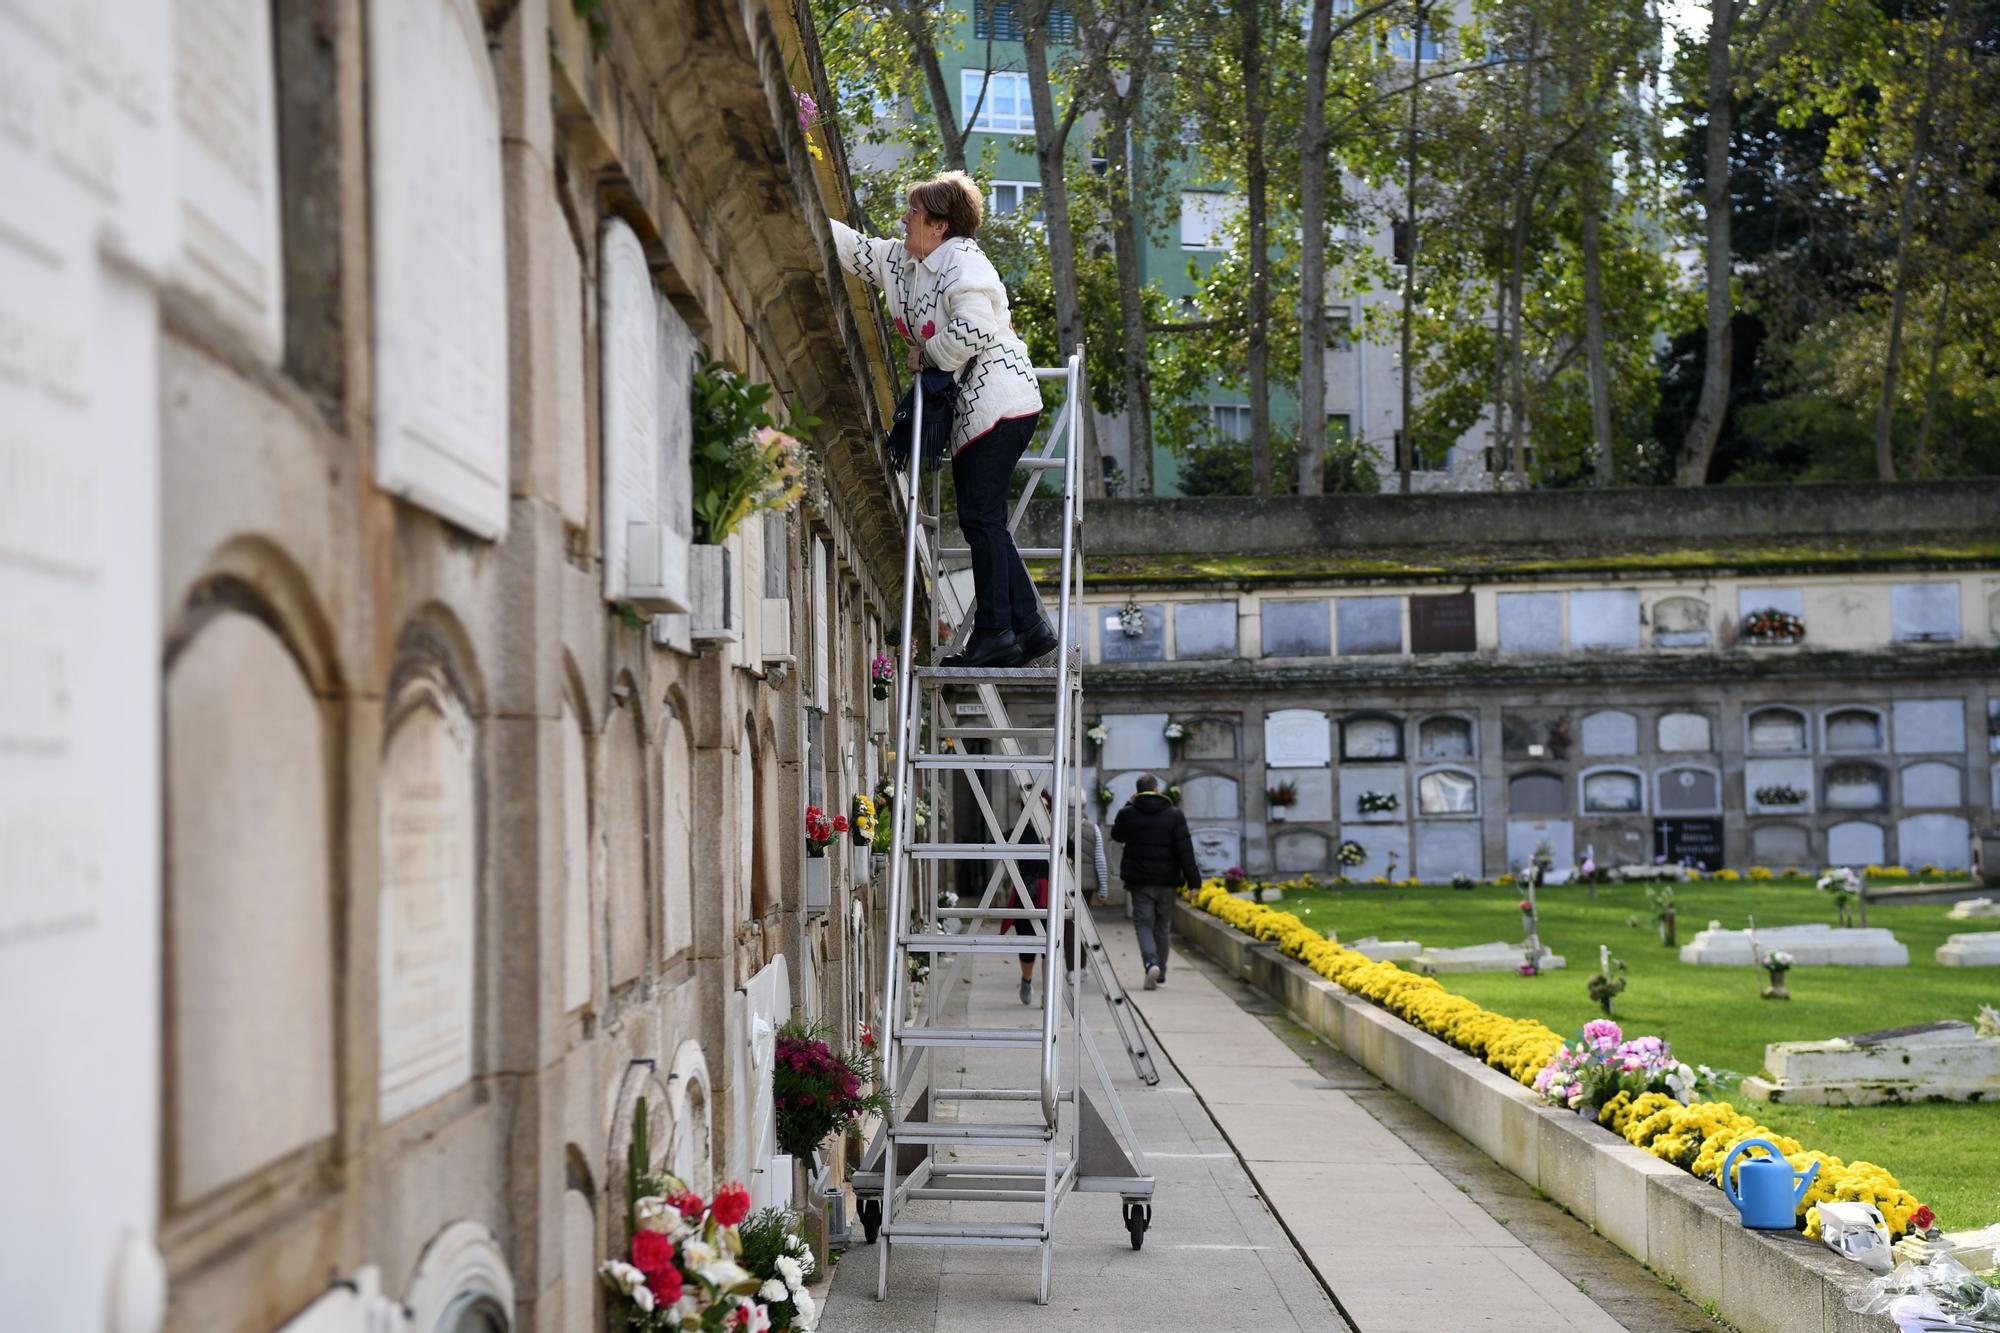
1394,429,1448,471
1825,762,1888,810
1325,307,1354,350
1390,218,1411,266
1746,707,1809,754
1418,768,1478,815
1825,708,1885,753
1181,191,1240,250
961,69,1034,135
1508,771,1566,815
1388,24,1442,60
1326,413,1352,444
1209,403,1253,440
974,0,1076,41
1581,769,1644,814
989,180,1043,221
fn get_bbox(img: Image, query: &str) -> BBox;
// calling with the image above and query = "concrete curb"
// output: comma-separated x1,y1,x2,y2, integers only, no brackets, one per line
1174,901,1898,1333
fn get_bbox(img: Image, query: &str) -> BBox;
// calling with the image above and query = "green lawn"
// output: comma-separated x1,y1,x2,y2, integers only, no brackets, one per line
1263,877,2000,1231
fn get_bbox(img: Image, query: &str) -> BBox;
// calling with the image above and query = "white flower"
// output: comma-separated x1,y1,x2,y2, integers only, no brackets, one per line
775,1254,804,1291
701,1258,754,1289
682,1239,717,1272
793,1288,819,1330
636,1196,673,1232
601,1262,655,1311
759,1278,789,1302
784,1233,805,1254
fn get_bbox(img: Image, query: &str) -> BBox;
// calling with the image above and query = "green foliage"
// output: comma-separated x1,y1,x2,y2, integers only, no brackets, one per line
571,0,609,54
690,353,812,544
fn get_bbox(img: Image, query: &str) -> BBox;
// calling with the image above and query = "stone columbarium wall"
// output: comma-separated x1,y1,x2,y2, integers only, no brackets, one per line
0,1,909,1330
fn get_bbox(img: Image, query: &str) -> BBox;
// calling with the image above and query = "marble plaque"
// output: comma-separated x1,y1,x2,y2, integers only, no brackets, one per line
1655,817,1724,867
549,194,589,527
610,715,651,976
1180,775,1240,820
658,292,697,568
1100,605,1166,661
732,960,791,1209
378,677,477,1122
1182,717,1238,760
1893,699,1964,754
1892,583,1960,642
173,0,284,357
561,700,591,1012
1506,819,1574,877
168,615,336,1199
1410,592,1475,654
1105,770,1146,814
1,6,172,1323
1581,769,1643,814
1737,586,1804,620
660,712,694,959
1750,823,1811,866
369,0,510,539
1679,923,1908,968
1416,768,1478,816
1651,596,1710,648
1272,829,1330,873
1747,707,1809,753
1336,596,1402,655
1341,823,1408,880
601,219,663,605
1826,708,1886,752
1264,709,1331,768
1657,712,1712,752
1417,714,1475,759
1102,713,1170,771
1745,758,1814,814
1175,601,1239,659
1497,592,1562,652
1280,768,1335,822
1569,590,1638,650
1898,814,1971,869
1901,761,1961,809
1414,823,1482,882
1827,820,1886,867
1580,710,1638,756
1341,714,1402,761
1338,765,1403,822
1191,827,1242,878
1508,772,1567,815
1262,599,1330,657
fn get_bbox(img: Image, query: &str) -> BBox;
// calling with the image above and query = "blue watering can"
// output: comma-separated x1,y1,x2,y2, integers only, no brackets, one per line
1720,1137,1818,1230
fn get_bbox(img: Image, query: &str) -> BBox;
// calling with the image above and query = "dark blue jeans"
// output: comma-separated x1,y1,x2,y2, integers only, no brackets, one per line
951,414,1043,632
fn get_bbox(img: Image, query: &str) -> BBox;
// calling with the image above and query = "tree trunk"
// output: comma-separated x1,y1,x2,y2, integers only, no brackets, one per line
1021,6,1103,497
1913,274,1951,477
1398,0,1425,494
1491,276,1509,476
894,0,974,172
1581,140,1615,485
1107,79,1155,496
1677,0,1736,485
1871,0,1956,481
1298,0,1336,495
1240,0,1273,494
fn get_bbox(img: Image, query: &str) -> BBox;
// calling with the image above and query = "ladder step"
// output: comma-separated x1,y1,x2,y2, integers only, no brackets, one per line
915,665,1060,682
883,1221,1046,1246
939,545,1063,560
898,933,1055,954
940,726,1055,739
907,1186,1049,1203
888,1121,1054,1145
907,842,1053,860
1017,456,1067,470
895,1026,1044,1049
935,906,1049,921
911,752,1056,770
933,1088,1046,1102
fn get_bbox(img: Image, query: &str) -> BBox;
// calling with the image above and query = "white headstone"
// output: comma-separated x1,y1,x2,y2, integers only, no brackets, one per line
1747,707,1810,753
1742,1020,1997,1102
600,219,668,609
1345,937,1425,962
1658,712,1713,752
1902,762,1961,809
1898,814,1971,870
1272,829,1330,873
1174,601,1238,658
1414,823,1482,881
1340,823,1408,879
1335,596,1402,655
660,709,694,959
1190,827,1242,877
1580,710,1638,755
379,674,477,1122
1937,933,2000,967
1262,599,1331,656
1415,942,1566,974
1506,819,1575,877
1581,769,1644,814
1946,898,2000,921
1827,820,1886,867
1264,709,1331,768
1497,592,1562,652
1892,583,1961,642
1416,714,1475,759
1652,596,1711,647
1750,823,1811,867
1745,758,1815,814
1893,699,1965,754
561,699,591,1013
1180,775,1240,819
1341,715,1402,760
368,0,510,538
1678,923,1908,966
1339,765,1404,822
1569,590,1639,650
2,8,172,1321
173,0,284,357
1101,713,1170,771
732,960,791,1210
1282,768,1335,822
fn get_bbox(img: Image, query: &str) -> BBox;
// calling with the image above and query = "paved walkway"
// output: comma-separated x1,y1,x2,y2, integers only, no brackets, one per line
821,908,1697,1333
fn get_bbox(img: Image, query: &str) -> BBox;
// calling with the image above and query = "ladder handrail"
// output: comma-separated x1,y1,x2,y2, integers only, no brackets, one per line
1038,346,1083,1129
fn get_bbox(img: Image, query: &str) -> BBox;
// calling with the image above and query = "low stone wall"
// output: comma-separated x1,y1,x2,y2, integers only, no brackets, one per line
1175,901,1896,1333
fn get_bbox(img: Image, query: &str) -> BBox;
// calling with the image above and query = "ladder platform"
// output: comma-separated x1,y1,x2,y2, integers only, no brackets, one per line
883,1222,1046,1247
895,1026,1045,1049
907,842,1053,860
897,933,1056,954
939,545,1064,560
910,752,1055,770
887,1120,1054,1145
935,906,1049,921
915,665,1059,682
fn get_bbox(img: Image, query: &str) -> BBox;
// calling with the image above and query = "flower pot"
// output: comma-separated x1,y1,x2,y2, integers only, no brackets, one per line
868,693,888,735
1270,806,1289,822
1659,911,1677,948
804,855,831,915
851,843,871,884
690,543,737,643
1762,967,1791,1000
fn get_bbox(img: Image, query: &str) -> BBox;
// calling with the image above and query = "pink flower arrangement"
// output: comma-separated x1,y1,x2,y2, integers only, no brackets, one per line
870,652,894,700
1531,1020,1713,1115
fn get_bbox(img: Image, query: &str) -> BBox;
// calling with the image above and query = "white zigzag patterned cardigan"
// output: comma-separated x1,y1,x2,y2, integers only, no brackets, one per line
830,218,1043,455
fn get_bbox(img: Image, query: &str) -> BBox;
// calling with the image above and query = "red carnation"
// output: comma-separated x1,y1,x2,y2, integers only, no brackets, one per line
669,1189,706,1219
1912,1205,1936,1231
632,1229,676,1273
711,1181,752,1227
894,317,910,338
646,1262,684,1306
921,320,936,338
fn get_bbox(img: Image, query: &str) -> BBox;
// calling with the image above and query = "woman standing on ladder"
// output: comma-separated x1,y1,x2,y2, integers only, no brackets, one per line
828,171,1052,668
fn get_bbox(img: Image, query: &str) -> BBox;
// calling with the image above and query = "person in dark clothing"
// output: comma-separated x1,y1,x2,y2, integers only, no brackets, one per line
1004,793,1108,1005
1110,774,1201,990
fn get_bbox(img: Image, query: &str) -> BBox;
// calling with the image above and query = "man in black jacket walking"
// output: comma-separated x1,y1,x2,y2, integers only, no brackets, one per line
1111,775,1202,990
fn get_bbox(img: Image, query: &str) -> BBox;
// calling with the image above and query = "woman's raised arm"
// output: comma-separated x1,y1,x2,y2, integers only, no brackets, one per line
828,217,902,294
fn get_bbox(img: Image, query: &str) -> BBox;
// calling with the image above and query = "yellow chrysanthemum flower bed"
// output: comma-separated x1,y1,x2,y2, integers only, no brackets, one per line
1184,881,1924,1236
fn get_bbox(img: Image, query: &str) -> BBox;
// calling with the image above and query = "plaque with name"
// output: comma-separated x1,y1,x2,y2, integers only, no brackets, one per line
1654,818,1724,869
368,0,510,539
1410,593,1476,654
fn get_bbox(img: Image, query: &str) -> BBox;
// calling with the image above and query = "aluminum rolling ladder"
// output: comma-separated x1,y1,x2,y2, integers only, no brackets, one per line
851,347,1154,1305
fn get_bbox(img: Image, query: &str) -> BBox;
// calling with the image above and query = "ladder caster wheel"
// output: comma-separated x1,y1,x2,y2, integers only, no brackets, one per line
859,1198,882,1245
1123,1202,1150,1251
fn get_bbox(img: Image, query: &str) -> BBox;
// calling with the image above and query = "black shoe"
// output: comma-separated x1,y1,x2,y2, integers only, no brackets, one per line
940,627,1020,668
1013,620,1059,662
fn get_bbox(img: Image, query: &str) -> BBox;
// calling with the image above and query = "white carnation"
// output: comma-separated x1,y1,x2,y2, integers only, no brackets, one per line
635,1196,673,1232
775,1254,804,1290
759,1278,789,1302
792,1288,819,1330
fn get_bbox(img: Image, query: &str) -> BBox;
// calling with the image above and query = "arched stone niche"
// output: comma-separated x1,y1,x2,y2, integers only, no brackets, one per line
605,689,650,984
404,1221,517,1332
666,1038,715,1193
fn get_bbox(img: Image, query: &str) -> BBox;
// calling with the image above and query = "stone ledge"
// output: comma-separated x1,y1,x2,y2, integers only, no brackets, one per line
1174,902,1896,1333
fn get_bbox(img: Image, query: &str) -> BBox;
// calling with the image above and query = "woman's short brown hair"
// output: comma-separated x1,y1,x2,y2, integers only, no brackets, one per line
908,170,984,239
